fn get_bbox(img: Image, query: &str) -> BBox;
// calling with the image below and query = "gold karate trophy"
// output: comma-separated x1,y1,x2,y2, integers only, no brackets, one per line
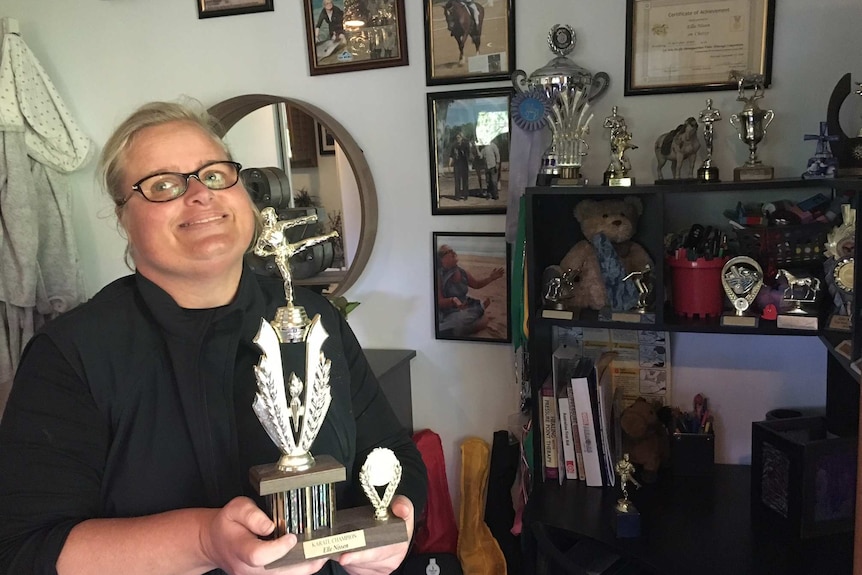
249,207,407,567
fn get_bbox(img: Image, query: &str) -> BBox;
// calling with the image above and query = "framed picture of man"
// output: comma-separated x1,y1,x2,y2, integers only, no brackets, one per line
424,0,515,85
433,232,511,343
303,0,409,75
427,88,512,215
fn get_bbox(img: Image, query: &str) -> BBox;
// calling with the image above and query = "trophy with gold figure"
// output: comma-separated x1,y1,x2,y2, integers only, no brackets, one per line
249,207,407,567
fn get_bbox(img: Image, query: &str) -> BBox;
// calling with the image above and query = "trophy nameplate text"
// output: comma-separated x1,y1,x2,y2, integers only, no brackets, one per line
729,72,774,181
720,256,764,327
249,208,407,567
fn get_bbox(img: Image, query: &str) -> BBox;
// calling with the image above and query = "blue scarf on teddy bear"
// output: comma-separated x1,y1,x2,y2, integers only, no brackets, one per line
591,232,639,311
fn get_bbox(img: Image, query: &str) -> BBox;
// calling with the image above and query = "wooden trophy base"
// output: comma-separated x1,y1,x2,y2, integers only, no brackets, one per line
268,505,408,567
721,313,759,327
733,164,774,181
776,313,819,331
609,310,656,324
250,455,408,567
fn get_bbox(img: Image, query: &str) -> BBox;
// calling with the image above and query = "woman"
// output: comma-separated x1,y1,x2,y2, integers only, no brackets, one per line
0,101,426,575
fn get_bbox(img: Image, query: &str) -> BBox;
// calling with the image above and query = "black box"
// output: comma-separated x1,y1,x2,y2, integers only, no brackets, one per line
751,416,857,538
671,432,715,476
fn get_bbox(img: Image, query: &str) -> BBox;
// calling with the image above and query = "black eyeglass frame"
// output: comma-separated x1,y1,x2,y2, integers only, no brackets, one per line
119,160,243,206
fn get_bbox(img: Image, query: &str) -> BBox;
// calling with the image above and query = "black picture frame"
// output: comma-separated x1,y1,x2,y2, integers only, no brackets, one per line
433,232,511,343
624,0,775,95
303,0,409,76
424,0,515,86
427,87,512,215
197,0,273,18
317,122,336,155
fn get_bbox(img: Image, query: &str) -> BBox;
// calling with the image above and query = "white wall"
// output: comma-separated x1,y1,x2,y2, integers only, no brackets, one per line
3,0,860,508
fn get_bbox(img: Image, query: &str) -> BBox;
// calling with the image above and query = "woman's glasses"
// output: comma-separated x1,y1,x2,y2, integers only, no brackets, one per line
120,160,242,205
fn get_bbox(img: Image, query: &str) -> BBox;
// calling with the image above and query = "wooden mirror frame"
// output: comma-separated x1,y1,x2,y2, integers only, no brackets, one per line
208,94,378,298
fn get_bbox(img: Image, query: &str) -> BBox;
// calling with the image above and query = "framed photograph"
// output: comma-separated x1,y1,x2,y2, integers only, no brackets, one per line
424,0,515,85
624,0,775,95
303,0,408,76
427,88,512,215
317,122,336,155
197,0,273,18
433,232,511,343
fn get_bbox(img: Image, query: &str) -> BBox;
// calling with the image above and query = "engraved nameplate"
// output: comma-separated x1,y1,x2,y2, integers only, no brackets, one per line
303,529,367,559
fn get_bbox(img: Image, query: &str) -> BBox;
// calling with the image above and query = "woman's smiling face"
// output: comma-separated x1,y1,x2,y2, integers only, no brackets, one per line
118,120,256,288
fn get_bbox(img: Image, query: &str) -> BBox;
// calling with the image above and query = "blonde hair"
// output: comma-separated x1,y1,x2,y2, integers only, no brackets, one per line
98,99,229,213
98,99,265,269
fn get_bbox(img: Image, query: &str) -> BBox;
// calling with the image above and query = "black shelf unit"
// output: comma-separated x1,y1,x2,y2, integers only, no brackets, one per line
523,176,862,573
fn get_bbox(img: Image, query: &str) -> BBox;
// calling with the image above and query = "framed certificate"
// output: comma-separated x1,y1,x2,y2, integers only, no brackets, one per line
625,0,775,95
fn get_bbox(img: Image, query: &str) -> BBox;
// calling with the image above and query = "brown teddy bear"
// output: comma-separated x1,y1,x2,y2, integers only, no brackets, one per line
556,196,653,311
619,397,670,483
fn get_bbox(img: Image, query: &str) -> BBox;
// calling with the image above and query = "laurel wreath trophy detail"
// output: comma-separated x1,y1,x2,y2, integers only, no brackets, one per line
248,207,406,567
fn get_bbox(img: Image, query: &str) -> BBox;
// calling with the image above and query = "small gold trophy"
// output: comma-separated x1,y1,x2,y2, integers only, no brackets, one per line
720,256,764,327
729,72,775,181
613,454,641,538
603,106,637,187
249,207,407,567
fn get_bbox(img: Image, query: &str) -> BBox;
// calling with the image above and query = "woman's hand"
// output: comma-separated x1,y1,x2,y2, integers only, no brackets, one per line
200,496,328,575
336,495,415,575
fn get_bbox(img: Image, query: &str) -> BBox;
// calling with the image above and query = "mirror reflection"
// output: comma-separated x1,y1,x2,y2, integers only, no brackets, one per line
211,97,373,297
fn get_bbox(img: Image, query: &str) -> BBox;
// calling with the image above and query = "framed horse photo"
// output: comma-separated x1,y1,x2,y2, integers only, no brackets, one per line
302,0,409,76
433,232,511,343
427,88,513,215
424,0,515,86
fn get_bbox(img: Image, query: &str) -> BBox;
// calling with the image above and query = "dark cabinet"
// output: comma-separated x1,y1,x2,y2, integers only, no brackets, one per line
523,177,862,573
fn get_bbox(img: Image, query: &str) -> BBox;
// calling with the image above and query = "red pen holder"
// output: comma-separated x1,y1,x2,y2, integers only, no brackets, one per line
666,253,729,318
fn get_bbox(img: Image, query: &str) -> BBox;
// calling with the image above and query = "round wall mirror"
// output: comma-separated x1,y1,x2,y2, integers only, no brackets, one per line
208,94,378,298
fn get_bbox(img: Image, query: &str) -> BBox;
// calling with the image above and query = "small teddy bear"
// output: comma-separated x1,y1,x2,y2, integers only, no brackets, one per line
556,196,654,311
619,397,670,483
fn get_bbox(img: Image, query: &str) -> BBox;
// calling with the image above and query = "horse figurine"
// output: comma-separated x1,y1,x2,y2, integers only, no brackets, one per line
654,117,701,180
776,269,820,307
444,0,484,66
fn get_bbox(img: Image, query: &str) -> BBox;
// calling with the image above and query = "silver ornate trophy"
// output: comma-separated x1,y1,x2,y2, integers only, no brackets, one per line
729,72,775,181
512,24,609,185
697,98,722,182
720,256,764,327
603,106,637,186
249,207,406,567
775,269,821,330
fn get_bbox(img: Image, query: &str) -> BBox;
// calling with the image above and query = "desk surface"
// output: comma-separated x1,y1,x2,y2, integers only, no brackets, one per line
526,465,853,575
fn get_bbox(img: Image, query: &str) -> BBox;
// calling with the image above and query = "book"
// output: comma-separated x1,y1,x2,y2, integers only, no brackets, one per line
552,345,582,480
568,387,586,480
557,392,578,480
570,357,603,487
594,352,618,487
539,375,559,481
